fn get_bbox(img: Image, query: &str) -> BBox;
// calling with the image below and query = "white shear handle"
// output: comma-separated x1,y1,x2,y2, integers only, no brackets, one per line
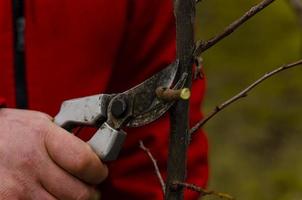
54,94,126,161
88,123,126,161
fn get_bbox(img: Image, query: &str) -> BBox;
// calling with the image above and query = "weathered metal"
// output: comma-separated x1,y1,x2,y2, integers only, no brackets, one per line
54,60,185,161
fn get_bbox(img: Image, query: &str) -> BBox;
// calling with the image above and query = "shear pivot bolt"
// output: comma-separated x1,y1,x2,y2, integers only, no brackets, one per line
111,99,127,118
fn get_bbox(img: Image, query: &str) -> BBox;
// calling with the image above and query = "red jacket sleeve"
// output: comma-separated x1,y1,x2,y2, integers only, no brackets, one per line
99,1,209,199
0,97,6,108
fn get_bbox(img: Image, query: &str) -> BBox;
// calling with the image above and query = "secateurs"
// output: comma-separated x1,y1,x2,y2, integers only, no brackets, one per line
54,61,186,161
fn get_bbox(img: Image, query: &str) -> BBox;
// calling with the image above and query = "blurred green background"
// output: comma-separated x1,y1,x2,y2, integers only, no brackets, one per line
195,0,302,199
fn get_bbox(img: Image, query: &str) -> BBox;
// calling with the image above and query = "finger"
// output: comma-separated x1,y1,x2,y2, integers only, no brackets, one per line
44,123,108,184
39,160,99,200
0,169,57,200
30,184,58,200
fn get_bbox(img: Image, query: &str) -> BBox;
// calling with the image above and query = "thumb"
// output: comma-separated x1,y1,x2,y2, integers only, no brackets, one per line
44,122,108,184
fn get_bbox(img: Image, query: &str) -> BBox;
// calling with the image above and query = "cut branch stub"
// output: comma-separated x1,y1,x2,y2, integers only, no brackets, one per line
156,87,191,101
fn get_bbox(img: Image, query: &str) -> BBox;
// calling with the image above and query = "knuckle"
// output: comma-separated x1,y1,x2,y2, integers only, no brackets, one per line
30,116,51,136
33,111,52,121
32,113,49,125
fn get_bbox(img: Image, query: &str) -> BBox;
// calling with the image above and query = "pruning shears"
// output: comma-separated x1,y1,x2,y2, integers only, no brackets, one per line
54,61,186,161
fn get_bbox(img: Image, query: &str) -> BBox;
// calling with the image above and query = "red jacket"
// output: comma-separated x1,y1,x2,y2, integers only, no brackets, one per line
0,0,208,199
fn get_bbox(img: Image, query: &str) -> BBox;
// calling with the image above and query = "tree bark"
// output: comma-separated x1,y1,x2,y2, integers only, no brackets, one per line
165,0,196,199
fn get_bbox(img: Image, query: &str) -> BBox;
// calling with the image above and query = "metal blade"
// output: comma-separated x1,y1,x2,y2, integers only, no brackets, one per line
126,72,187,127
114,60,181,127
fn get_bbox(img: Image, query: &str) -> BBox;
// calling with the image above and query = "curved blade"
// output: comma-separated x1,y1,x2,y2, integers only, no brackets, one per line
115,60,181,127
126,72,187,127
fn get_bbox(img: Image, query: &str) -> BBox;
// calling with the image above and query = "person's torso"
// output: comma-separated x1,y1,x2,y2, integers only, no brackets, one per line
0,1,208,199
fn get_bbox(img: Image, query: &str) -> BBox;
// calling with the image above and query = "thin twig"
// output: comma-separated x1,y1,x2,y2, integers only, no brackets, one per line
190,59,302,134
139,140,166,195
194,0,276,56
173,182,235,200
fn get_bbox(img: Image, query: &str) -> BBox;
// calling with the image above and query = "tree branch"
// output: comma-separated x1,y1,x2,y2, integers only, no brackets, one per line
165,0,196,199
173,182,235,200
190,59,302,134
194,0,276,56
139,141,166,195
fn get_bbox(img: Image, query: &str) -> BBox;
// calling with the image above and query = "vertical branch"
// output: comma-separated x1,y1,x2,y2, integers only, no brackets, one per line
165,0,196,199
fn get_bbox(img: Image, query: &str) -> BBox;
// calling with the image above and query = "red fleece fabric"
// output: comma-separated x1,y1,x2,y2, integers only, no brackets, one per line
0,97,6,107
0,1,208,199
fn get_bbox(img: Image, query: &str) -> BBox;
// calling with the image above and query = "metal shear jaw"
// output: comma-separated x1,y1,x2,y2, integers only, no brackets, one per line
54,60,184,161
54,94,127,161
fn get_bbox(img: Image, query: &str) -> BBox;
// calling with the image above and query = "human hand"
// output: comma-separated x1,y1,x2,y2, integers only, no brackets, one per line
0,108,108,200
